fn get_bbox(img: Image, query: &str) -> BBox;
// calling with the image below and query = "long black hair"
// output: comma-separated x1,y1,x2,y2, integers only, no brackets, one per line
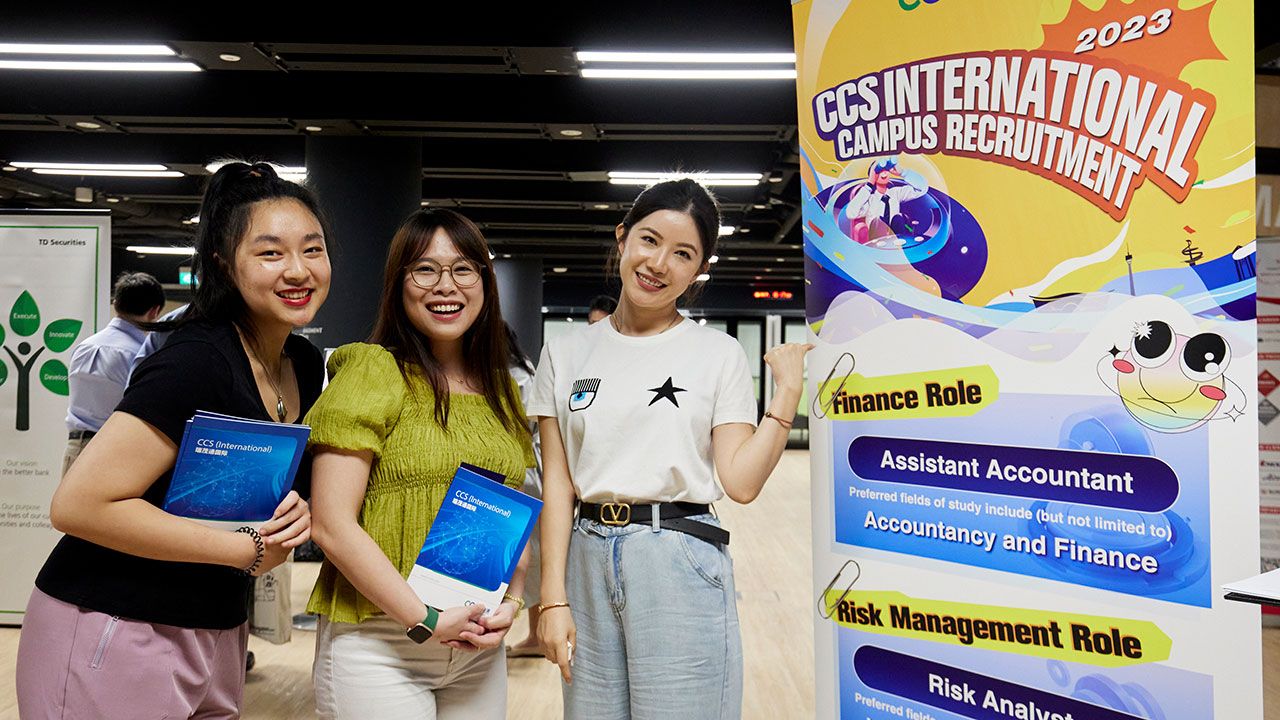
152,161,332,339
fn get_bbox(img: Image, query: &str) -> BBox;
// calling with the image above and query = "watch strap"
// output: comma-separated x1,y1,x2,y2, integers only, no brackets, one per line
406,605,440,644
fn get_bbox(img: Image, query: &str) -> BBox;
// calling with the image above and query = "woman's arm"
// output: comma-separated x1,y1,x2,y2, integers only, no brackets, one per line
309,447,485,642
712,343,813,504
468,540,531,648
50,411,265,572
536,415,577,683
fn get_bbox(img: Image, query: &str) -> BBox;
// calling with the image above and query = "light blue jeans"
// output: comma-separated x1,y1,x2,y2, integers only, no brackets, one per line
564,512,743,720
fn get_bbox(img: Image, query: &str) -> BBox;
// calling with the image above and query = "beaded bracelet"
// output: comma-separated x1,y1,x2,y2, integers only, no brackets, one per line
235,526,265,576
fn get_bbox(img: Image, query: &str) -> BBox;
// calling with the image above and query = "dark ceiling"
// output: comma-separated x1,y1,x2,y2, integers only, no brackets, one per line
0,6,804,295
0,4,1276,296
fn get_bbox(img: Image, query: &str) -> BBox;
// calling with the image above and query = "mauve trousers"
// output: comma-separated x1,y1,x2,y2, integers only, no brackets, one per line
16,588,249,720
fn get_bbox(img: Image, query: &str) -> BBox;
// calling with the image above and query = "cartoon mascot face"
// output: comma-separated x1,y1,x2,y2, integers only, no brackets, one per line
1099,319,1242,433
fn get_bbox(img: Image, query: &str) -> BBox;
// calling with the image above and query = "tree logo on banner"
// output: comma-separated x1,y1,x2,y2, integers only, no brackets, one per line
0,291,82,431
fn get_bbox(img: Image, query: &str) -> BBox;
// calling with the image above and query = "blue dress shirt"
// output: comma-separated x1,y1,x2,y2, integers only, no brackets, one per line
65,317,148,433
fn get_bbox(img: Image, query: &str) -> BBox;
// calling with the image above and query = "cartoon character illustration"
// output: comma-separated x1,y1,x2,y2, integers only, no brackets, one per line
843,156,930,246
1098,319,1246,433
807,152,989,306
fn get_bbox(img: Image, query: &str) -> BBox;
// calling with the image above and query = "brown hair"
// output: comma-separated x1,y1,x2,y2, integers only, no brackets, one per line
369,208,525,434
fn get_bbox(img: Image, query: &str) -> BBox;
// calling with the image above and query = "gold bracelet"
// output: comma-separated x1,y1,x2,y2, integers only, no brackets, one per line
764,411,794,429
502,593,526,614
537,601,571,613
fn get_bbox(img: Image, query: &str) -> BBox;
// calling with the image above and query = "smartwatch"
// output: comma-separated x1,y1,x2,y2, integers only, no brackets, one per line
406,605,440,644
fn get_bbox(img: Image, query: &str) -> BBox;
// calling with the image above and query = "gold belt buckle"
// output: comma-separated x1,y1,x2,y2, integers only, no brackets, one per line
600,502,631,526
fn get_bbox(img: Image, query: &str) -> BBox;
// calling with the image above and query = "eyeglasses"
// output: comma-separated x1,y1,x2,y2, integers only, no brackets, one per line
407,260,483,289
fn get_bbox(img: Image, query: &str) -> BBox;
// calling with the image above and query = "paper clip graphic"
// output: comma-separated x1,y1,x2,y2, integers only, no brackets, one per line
817,558,861,619
811,352,856,419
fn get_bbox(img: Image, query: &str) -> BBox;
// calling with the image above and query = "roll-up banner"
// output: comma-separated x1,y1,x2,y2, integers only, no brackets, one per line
793,1,1258,718
0,210,110,623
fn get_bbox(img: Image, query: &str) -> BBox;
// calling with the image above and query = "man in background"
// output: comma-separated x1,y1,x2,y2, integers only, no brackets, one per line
63,272,165,474
587,294,617,324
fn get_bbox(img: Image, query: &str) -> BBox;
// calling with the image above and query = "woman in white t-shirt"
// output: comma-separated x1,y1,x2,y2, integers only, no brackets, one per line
527,179,810,719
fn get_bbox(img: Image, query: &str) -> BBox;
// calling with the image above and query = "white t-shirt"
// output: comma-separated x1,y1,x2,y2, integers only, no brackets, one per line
527,318,758,504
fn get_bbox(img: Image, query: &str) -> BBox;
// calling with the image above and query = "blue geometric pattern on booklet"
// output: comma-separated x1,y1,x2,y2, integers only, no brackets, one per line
414,464,542,591
163,411,310,522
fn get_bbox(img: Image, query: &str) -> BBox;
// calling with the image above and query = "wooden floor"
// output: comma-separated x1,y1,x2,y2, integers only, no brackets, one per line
0,450,1278,718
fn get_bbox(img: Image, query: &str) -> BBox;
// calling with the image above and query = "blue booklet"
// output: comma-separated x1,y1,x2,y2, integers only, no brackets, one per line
408,463,542,612
162,411,310,526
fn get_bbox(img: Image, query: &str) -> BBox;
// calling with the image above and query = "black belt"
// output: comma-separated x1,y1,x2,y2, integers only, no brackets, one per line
67,430,96,440
578,501,729,547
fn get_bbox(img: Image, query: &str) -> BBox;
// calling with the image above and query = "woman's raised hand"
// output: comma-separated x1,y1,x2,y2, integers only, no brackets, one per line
763,343,814,393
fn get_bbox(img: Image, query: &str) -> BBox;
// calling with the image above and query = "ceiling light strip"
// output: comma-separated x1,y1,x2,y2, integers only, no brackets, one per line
608,178,760,187
0,60,200,72
126,246,196,255
32,168,184,177
12,162,169,171
0,43,176,56
581,68,795,80
609,171,763,181
576,51,795,64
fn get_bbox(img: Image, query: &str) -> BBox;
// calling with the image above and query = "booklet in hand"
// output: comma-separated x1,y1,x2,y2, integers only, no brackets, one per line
162,411,310,528
408,463,542,614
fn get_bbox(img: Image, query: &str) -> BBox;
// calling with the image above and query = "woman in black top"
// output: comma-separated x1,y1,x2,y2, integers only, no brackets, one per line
16,162,330,720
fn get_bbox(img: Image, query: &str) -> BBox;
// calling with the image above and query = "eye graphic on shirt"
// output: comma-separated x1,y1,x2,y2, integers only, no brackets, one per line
569,378,601,412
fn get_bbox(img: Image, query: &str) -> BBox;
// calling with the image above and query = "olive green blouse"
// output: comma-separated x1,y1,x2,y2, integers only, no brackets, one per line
304,342,535,624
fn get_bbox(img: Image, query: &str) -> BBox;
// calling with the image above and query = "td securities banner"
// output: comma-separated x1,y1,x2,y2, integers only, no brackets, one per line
0,210,109,622
793,1,1258,718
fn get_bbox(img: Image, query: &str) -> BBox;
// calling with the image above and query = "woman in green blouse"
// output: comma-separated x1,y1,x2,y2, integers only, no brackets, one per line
306,209,534,720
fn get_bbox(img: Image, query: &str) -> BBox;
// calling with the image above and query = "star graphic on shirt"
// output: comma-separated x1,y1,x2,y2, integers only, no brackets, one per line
647,377,686,407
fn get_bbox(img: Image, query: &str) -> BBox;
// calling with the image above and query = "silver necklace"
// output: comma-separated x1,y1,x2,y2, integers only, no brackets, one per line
246,342,288,422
